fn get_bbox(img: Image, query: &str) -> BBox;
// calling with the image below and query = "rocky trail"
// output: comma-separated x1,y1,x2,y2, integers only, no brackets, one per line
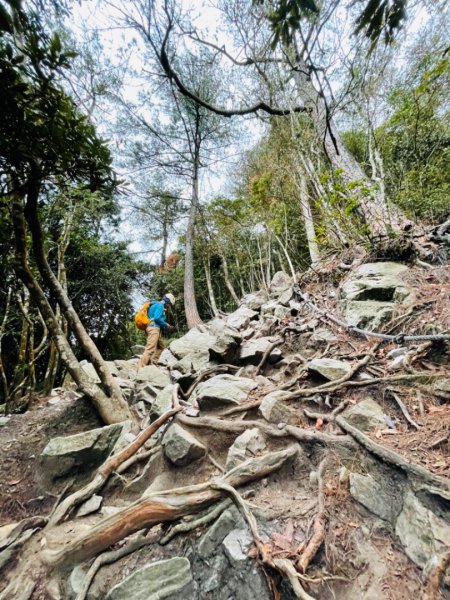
0,261,449,600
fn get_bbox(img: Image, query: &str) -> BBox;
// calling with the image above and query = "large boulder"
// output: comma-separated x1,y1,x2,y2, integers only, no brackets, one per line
395,490,450,568
270,271,292,293
240,291,267,311
170,329,217,359
226,428,266,470
259,391,296,425
40,422,128,481
162,423,206,466
307,357,352,381
135,365,171,388
349,473,403,525
106,557,194,600
341,262,412,330
149,384,175,422
238,336,282,365
226,306,259,330
193,375,257,410
344,398,386,432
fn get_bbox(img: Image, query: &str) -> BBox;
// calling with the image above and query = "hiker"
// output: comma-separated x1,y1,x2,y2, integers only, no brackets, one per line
138,294,175,368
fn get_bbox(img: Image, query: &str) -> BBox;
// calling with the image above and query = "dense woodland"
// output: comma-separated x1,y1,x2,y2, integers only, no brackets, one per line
0,0,449,415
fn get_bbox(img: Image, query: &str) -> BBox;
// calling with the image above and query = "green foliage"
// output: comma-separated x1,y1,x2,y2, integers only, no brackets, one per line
378,54,450,222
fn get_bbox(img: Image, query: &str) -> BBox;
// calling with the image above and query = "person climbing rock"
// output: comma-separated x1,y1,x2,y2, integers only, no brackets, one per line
138,293,175,368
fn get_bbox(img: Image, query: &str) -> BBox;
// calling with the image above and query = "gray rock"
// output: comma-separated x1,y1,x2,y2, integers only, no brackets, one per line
273,305,291,320
345,300,396,330
260,300,279,316
227,305,259,330
193,375,257,410
270,271,292,292
149,385,175,422
345,398,386,432
434,378,450,395
310,328,337,343
162,423,206,466
134,382,159,405
76,494,103,517
0,416,10,426
308,357,352,381
106,557,194,600
158,349,179,368
170,329,217,359
395,490,450,568
341,262,410,302
240,292,267,311
259,391,295,424
238,336,282,365
174,350,213,374
197,507,244,559
341,262,412,330
113,359,139,379
67,565,87,599
277,287,294,305
40,422,126,481
223,528,253,564
350,473,402,524
135,365,170,388
226,428,266,470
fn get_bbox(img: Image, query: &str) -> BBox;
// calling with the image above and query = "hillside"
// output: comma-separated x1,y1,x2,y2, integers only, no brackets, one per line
0,260,449,600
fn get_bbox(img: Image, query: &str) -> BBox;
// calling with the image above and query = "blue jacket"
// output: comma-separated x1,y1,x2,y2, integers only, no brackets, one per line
147,301,167,329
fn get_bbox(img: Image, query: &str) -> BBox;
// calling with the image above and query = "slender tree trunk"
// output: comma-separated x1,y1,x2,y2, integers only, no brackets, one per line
184,137,203,330
23,175,128,411
203,257,219,317
220,252,240,306
291,56,409,237
297,174,320,266
11,192,131,425
0,287,11,405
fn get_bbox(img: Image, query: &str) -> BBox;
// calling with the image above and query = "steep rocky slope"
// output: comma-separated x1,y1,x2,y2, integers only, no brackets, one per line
0,261,449,600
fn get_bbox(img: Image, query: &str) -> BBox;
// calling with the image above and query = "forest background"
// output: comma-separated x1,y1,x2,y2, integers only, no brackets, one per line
0,0,449,421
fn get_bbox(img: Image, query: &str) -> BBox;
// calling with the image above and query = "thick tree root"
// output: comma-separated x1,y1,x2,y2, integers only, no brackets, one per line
48,405,182,526
177,414,355,450
335,416,450,491
43,445,298,568
297,458,327,573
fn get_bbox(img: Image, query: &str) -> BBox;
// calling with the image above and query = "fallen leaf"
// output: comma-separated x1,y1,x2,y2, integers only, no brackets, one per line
271,532,292,550
333,527,344,537
348,522,359,528
428,406,447,414
315,418,324,430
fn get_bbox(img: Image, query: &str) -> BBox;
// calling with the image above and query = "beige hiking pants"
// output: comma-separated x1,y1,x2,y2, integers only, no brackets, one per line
139,326,164,368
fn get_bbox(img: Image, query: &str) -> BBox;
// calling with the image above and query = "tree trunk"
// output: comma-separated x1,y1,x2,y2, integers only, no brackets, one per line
23,176,130,416
203,257,219,317
292,58,409,238
297,173,320,266
184,139,203,330
10,192,131,425
220,252,240,305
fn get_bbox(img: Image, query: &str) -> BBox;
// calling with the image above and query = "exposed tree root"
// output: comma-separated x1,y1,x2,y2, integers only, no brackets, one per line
48,405,182,526
42,445,298,568
159,497,233,545
297,458,327,573
212,481,316,600
335,416,450,491
177,414,355,449
75,529,156,600
386,389,420,430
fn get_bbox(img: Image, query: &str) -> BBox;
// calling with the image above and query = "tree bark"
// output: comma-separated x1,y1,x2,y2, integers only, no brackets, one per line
23,175,130,419
184,124,203,330
10,192,130,425
203,257,219,317
43,445,298,567
291,56,409,238
220,251,240,305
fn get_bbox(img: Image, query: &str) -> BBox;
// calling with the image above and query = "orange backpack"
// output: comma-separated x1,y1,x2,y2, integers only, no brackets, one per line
134,301,151,330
